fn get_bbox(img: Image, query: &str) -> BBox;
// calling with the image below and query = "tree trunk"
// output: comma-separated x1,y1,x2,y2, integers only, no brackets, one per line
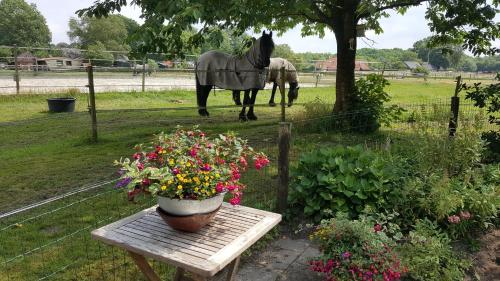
332,7,358,113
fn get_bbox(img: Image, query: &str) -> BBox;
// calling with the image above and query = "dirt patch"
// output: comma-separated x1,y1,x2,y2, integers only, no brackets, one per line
467,229,500,281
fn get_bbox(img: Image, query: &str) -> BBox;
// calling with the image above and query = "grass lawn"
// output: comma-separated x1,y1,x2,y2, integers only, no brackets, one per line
0,77,493,280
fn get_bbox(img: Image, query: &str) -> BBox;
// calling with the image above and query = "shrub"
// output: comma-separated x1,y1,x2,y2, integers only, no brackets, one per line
289,146,406,221
309,215,405,281
348,74,403,133
391,166,499,238
397,220,470,281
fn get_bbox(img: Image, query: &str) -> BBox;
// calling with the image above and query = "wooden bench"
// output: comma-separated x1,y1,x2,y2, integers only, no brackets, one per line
92,202,281,281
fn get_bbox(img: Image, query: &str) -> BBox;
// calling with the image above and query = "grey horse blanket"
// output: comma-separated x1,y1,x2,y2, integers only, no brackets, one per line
267,58,298,84
196,38,268,91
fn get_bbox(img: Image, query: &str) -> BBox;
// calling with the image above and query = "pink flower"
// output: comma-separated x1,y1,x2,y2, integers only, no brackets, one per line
142,178,151,186
216,182,224,193
133,153,142,160
239,156,248,168
147,152,158,160
374,224,382,233
202,163,211,171
459,211,471,220
172,168,180,175
227,184,237,191
341,251,352,259
229,196,241,205
448,215,461,224
254,155,270,170
189,148,197,157
136,162,144,171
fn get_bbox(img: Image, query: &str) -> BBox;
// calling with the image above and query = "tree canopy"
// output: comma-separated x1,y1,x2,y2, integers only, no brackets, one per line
0,0,51,47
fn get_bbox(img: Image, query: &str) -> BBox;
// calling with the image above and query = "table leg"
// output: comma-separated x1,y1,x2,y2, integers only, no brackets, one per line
190,273,208,281
128,251,161,281
174,267,185,281
225,256,241,281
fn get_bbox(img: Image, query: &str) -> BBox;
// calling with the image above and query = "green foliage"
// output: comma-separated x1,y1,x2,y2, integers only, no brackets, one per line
349,74,403,133
310,215,404,281
357,48,418,70
465,73,500,163
68,15,133,52
85,42,114,67
397,220,470,281
0,0,51,47
289,146,405,221
412,65,429,75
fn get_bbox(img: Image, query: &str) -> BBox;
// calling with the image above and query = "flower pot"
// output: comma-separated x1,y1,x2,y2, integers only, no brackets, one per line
47,97,76,113
156,193,225,232
157,192,225,216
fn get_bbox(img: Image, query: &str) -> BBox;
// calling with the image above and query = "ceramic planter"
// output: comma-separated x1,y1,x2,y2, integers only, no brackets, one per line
156,193,225,232
157,192,225,216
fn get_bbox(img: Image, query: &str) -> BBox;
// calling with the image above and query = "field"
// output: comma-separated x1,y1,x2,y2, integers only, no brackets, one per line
0,78,495,280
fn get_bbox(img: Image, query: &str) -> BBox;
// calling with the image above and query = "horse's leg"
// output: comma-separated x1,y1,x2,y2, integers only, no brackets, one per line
239,90,250,121
268,82,278,107
196,76,211,116
247,89,258,121
232,90,242,106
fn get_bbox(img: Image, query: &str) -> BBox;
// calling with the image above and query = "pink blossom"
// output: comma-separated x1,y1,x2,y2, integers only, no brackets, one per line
147,152,158,160
448,215,461,224
136,162,144,171
239,156,248,168
189,148,197,157
216,182,224,193
227,184,237,191
341,251,352,259
459,211,471,220
229,196,241,205
172,168,180,175
133,153,142,160
142,178,151,186
374,224,382,233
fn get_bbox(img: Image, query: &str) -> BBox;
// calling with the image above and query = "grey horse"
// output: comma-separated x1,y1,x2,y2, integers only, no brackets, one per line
233,58,300,112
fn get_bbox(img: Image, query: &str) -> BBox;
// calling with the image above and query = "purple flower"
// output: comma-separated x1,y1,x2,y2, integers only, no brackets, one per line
116,177,131,188
341,251,352,259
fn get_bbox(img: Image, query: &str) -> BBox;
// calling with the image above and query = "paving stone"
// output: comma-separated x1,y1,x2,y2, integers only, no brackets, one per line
255,248,302,270
277,263,323,281
235,264,280,281
273,237,310,252
295,246,321,265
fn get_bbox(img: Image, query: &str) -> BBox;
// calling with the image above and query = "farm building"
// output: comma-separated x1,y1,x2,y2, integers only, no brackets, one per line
315,57,370,71
403,61,421,70
15,52,37,70
37,57,83,70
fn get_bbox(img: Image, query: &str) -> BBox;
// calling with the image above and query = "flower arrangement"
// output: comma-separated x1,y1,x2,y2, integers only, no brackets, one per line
115,126,270,205
309,215,405,281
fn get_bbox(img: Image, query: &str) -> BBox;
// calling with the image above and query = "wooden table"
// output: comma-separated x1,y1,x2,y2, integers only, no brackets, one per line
92,203,282,281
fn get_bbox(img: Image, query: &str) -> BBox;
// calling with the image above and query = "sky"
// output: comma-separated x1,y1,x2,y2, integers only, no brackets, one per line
25,0,494,53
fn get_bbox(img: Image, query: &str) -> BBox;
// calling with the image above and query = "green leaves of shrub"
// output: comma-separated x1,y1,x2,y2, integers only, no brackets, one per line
289,146,404,221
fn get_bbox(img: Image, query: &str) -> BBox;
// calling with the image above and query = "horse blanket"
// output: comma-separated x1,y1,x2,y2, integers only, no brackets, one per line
267,58,298,84
196,38,268,91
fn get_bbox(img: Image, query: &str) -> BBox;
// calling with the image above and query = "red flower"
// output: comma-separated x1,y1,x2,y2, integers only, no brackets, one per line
374,224,382,232
133,153,142,160
229,196,241,205
216,182,224,193
190,148,197,157
136,162,144,171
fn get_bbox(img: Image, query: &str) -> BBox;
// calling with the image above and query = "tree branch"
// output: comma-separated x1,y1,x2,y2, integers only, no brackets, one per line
357,0,429,19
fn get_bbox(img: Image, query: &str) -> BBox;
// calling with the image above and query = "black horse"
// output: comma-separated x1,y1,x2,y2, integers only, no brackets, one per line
232,58,299,111
195,31,275,120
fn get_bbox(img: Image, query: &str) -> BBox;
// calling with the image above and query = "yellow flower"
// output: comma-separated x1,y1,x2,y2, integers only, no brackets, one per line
180,161,185,165
168,159,175,166
211,188,216,194
167,180,173,185
186,162,191,167
161,185,167,191
194,187,199,192
215,173,220,178
204,176,209,181
177,185,183,190
203,182,209,187
193,176,200,182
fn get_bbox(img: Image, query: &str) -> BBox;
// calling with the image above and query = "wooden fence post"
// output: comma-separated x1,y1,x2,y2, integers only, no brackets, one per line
448,76,461,137
87,65,98,142
315,73,320,88
279,66,286,122
277,122,291,213
13,45,19,94
142,57,146,92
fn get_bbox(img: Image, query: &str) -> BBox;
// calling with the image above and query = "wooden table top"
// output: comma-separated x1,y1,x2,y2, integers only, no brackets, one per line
91,203,282,277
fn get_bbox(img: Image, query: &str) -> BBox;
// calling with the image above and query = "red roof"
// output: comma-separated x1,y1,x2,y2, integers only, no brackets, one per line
315,57,370,71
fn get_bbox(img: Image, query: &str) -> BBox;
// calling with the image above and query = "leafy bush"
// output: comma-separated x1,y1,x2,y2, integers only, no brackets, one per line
391,166,499,237
309,214,405,281
397,220,470,281
465,73,500,163
348,74,403,133
289,146,406,221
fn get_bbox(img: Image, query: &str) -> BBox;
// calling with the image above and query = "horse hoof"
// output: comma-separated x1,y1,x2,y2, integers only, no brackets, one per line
247,113,258,121
198,109,210,117
269,102,276,107
235,101,242,106
239,114,248,122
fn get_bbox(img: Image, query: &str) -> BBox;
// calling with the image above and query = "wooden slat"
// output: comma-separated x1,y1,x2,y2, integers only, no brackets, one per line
115,227,216,257
126,221,224,251
138,217,236,243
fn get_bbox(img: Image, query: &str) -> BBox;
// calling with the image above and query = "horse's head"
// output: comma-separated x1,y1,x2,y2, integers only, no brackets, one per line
257,31,275,68
287,82,299,107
